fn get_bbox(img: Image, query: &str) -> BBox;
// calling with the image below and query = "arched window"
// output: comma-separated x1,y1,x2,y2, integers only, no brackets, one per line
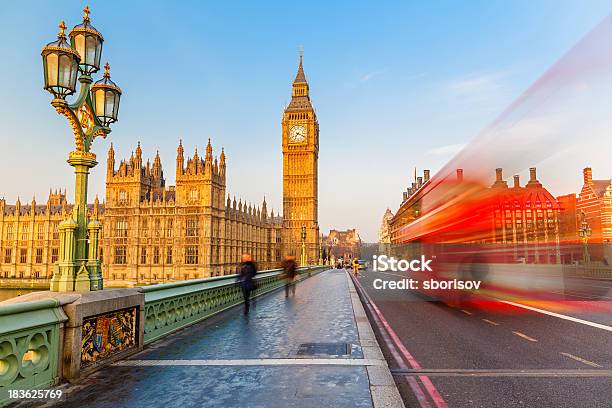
189,189,199,202
116,219,128,237
118,190,128,205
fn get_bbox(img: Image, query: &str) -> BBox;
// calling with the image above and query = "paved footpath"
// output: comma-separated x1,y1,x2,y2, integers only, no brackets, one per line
23,269,403,408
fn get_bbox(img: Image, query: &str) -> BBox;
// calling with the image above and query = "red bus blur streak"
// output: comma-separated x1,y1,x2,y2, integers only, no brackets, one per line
352,276,449,408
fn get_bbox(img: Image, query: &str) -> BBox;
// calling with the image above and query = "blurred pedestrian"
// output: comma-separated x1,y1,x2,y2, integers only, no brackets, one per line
281,255,298,297
352,258,361,277
238,253,257,315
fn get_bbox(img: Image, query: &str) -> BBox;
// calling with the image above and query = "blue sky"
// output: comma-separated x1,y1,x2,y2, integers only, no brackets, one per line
1,1,612,241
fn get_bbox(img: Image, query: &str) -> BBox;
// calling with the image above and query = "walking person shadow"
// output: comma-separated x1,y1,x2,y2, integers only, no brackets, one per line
237,253,258,315
281,255,298,298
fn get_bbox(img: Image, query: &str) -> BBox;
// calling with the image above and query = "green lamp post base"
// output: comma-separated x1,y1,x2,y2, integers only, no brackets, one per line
49,152,103,292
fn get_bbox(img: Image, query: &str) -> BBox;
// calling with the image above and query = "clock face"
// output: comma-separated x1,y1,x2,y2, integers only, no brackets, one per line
289,125,307,143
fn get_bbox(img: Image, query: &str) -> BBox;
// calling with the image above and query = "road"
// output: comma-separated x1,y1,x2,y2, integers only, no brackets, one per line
353,267,612,408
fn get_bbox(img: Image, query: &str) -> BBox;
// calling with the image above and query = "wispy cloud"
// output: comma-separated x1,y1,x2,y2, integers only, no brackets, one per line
426,143,466,156
449,70,508,94
446,69,516,104
360,68,387,82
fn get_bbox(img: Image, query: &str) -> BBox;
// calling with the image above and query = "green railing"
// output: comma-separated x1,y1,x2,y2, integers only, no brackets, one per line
0,265,328,405
0,299,66,406
140,266,327,344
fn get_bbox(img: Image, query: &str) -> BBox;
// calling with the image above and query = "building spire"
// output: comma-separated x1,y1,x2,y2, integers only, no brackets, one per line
294,47,307,84
220,147,226,166
206,137,213,159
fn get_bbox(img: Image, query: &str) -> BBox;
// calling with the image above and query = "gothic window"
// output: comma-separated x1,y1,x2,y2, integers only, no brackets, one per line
189,189,199,202
153,247,160,264
99,247,103,263
51,248,59,263
116,219,128,237
119,190,128,205
186,246,199,264
141,219,149,238
4,248,12,263
21,225,29,241
140,248,147,264
6,224,13,240
186,218,199,237
166,219,173,238
166,247,173,264
114,246,127,264
155,219,161,237
35,248,43,264
19,248,27,263
37,224,45,240
53,223,59,240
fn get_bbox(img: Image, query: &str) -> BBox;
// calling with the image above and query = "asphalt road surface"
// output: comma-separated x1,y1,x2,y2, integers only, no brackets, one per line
352,267,612,408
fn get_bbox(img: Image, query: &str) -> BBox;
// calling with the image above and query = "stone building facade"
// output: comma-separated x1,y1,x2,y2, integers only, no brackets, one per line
0,190,74,279
102,139,283,283
325,229,361,263
378,209,394,256
0,140,283,284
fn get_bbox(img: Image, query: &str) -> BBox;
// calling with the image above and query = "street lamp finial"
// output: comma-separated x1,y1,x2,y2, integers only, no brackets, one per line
83,5,91,22
58,21,67,40
103,62,110,78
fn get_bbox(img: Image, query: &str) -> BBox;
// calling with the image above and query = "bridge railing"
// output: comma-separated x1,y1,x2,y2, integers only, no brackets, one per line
140,266,327,344
0,265,328,406
0,299,67,406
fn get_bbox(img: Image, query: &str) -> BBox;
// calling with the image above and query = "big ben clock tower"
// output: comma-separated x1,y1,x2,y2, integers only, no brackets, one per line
282,51,319,264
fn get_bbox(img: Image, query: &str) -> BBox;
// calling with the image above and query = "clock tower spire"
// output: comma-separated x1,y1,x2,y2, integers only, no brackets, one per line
282,50,320,265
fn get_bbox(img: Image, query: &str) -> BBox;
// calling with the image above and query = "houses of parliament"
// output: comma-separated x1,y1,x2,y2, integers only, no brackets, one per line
0,55,320,284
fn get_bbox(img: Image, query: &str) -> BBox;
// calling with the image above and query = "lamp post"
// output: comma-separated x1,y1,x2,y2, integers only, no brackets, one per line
578,213,592,264
318,232,323,265
42,7,121,292
300,225,307,266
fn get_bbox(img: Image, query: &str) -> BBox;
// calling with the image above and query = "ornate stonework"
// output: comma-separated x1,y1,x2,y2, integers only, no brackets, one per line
0,140,284,284
281,52,320,264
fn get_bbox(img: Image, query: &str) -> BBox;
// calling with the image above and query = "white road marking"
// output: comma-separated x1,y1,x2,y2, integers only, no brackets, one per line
560,352,602,368
512,331,538,342
460,309,472,315
482,319,500,326
114,358,387,367
500,300,612,333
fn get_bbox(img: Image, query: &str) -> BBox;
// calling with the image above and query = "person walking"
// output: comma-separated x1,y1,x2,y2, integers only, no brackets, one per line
281,255,298,297
352,258,361,277
238,253,257,315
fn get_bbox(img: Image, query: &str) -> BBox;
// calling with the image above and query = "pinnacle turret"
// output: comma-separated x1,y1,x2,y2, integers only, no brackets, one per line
294,47,307,84
206,138,213,161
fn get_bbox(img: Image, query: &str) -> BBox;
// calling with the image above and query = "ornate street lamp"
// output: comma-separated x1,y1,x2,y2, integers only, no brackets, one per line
68,6,103,76
41,6,121,292
301,225,307,266
91,63,122,126
41,22,80,99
